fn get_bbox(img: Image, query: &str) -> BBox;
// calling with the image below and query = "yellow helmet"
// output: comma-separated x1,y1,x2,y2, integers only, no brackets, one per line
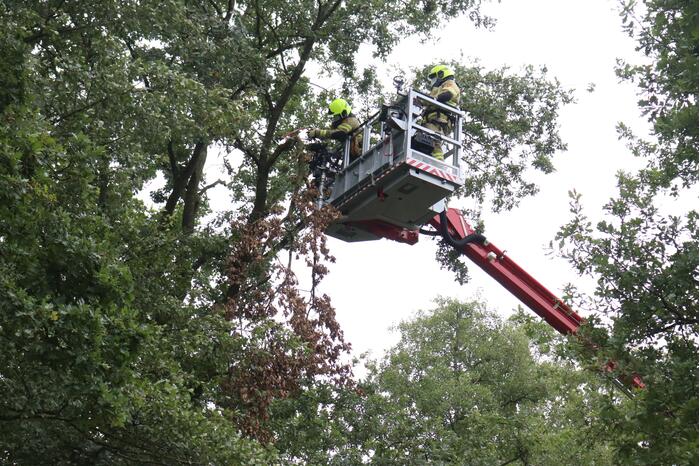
428,65,454,86
328,98,351,118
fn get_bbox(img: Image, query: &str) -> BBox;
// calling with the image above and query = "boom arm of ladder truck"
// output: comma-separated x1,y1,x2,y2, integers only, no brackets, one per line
428,208,584,334
428,208,645,391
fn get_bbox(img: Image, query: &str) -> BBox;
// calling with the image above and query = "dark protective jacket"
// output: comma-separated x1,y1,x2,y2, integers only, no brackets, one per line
317,114,362,158
424,77,460,125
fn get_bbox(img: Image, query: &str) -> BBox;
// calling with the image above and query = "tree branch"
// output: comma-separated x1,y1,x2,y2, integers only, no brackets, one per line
207,0,223,17
225,0,235,21
198,179,226,195
162,142,207,218
51,95,113,125
24,22,98,44
269,135,299,166
266,40,307,59
260,36,315,164
123,37,151,89
182,142,208,233
253,0,263,48
234,137,259,167
167,140,179,177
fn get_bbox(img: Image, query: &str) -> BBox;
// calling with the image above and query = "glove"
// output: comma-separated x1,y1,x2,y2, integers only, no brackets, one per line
308,128,322,138
436,91,452,103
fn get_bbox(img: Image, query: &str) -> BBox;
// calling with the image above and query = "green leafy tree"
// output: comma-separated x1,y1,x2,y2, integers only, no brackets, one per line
617,0,698,192
0,90,272,464
271,299,615,465
555,1,698,463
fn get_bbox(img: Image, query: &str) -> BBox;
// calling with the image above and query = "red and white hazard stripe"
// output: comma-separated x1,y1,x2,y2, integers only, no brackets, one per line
406,158,458,182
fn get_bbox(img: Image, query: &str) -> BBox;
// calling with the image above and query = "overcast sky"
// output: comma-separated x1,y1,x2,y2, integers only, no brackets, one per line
201,0,656,362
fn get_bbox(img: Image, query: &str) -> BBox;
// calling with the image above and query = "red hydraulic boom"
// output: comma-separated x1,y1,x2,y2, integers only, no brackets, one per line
431,208,644,391
429,208,582,335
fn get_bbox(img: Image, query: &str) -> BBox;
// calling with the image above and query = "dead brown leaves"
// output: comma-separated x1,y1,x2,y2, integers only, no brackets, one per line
223,180,352,442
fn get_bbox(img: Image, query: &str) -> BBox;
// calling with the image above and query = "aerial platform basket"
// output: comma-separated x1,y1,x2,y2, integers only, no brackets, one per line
323,89,465,242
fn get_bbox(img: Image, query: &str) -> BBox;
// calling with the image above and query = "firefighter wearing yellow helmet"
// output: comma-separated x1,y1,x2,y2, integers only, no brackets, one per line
309,98,362,159
421,64,460,161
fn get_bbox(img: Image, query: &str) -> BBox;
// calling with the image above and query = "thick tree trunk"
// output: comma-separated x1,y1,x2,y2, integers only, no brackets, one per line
248,163,269,223
97,156,110,211
182,143,207,233
162,141,207,223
